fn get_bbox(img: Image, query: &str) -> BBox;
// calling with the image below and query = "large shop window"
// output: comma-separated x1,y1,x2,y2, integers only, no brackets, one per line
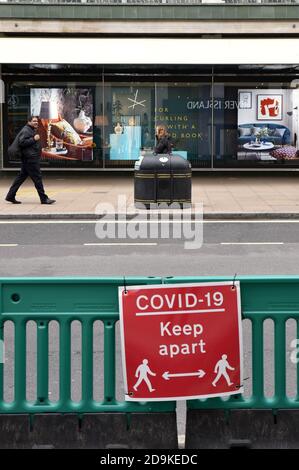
2,68,213,169
155,83,212,168
5,82,102,169
103,80,212,168
2,64,299,169
213,66,299,168
103,82,155,168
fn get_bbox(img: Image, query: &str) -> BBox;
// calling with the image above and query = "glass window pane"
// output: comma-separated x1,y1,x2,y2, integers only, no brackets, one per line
5,80,104,169
4,64,299,170
213,65,298,169
103,81,155,168
155,82,212,168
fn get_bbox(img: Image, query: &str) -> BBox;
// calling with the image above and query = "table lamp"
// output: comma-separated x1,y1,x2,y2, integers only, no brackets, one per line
39,101,59,150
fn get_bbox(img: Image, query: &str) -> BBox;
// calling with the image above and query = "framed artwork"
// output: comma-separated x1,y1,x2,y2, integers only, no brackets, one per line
257,94,283,120
238,91,252,109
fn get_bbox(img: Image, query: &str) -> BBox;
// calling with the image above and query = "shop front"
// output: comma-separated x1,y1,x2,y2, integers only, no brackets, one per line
1,39,299,171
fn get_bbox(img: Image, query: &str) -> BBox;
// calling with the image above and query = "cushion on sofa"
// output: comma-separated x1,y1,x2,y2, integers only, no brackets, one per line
270,146,297,160
51,119,82,145
239,123,291,145
274,128,286,138
238,127,251,137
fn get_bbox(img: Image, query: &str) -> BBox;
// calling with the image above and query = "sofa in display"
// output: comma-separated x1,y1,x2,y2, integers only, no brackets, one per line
39,118,93,161
238,123,291,146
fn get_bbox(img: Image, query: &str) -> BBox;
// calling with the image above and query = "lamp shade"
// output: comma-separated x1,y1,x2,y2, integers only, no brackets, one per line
39,101,59,120
95,115,108,127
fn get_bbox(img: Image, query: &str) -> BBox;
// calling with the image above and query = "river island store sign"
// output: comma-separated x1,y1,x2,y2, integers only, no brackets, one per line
119,282,243,402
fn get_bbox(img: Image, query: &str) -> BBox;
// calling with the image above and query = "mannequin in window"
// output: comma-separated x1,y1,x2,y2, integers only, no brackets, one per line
154,125,172,155
114,122,123,134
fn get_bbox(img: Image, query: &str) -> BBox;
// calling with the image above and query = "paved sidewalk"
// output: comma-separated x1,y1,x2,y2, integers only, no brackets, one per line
1,173,299,219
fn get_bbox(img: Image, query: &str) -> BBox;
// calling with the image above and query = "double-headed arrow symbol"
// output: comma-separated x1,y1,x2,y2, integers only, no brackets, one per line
163,370,206,381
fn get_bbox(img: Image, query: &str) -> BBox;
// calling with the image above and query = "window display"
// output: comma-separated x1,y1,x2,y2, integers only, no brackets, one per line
30,88,94,162
236,88,295,164
2,64,299,169
106,85,153,164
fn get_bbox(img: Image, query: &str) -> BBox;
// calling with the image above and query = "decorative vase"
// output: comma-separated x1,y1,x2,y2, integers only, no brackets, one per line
73,110,92,133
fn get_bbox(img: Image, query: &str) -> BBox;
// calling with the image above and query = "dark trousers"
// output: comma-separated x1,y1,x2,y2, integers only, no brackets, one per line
6,160,48,202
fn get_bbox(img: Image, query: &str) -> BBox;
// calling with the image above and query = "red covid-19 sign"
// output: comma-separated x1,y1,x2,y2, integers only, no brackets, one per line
119,282,243,401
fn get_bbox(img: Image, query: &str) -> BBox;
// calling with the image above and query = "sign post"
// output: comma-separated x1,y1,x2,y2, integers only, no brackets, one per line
119,282,243,401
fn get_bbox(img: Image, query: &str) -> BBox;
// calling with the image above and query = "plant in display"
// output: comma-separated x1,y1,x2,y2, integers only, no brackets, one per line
256,127,268,142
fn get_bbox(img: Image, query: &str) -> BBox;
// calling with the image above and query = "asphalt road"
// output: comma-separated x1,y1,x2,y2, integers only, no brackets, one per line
0,220,299,276
1,220,299,443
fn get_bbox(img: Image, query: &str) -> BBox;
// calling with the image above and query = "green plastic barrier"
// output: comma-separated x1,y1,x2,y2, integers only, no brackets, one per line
0,277,175,414
164,275,299,410
2,275,299,414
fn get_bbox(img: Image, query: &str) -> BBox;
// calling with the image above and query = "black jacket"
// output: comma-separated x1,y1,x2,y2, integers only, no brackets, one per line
154,135,172,155
19,124,41,162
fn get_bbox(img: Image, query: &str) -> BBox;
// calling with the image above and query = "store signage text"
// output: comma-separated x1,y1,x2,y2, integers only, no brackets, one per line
187,99,239,110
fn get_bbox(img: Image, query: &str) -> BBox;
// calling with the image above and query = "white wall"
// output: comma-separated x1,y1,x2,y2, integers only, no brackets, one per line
238,89,291,127
2,38,299,64
238,89,294,141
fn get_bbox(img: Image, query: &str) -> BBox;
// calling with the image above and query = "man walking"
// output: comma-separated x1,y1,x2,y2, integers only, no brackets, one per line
5,115,55,205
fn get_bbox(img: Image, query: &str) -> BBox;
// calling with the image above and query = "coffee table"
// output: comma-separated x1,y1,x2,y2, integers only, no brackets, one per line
243,142,275,159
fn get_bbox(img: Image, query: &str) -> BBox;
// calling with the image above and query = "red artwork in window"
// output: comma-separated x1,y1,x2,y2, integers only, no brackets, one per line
260,97,279,117
257,94,282,120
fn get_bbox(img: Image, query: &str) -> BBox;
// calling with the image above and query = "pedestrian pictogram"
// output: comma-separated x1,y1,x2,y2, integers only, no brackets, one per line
119,282,243,401
133,359,156,392
212,354,235,387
